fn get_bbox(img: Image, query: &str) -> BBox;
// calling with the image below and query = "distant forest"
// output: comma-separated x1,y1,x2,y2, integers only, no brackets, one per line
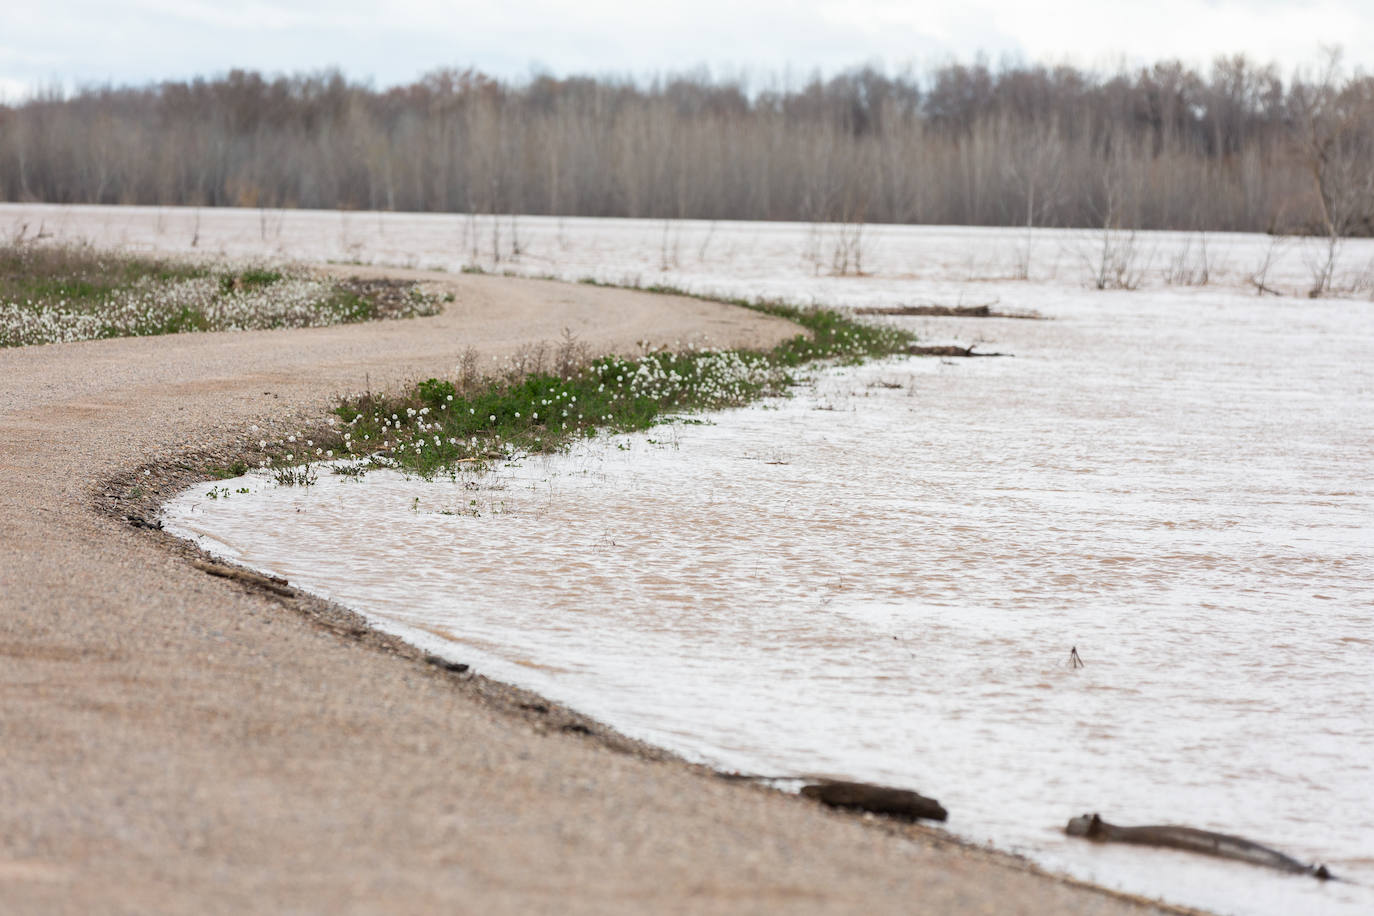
2,56,1372,235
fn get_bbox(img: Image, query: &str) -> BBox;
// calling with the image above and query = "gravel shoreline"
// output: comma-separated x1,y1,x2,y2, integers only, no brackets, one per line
2,269,1195,914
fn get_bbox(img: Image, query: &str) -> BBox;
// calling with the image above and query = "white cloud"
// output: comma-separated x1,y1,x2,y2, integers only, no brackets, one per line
0,78,35,103
128,0,375,31
2,0,1372,92
997,0,1365,71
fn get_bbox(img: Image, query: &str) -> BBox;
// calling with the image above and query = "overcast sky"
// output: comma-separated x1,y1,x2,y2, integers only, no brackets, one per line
3,0,1372,101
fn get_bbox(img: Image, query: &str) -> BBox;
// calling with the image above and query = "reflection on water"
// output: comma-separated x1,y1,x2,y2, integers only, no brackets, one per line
166,291,1373,916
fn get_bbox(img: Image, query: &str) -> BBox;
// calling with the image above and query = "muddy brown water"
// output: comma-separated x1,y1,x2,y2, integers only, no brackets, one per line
168,283,1374,916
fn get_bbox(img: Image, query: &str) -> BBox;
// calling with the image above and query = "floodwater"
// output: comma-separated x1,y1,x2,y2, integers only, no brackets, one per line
6,202,1374,306
166,294,1373,915
72,208,1366,916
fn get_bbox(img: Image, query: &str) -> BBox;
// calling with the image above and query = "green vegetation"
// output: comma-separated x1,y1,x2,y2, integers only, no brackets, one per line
1,241,204,301
263,298,913,481
207,461,251,480
0,241,442,347
218,266,283,293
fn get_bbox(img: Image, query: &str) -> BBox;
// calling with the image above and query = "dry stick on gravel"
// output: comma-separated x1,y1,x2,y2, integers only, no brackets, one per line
190,559,296,597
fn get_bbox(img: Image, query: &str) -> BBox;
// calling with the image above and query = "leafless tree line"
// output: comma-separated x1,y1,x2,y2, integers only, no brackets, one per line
2,55,1371,238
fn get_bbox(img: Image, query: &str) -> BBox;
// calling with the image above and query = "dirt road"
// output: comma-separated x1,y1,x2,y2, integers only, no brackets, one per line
0,270,1183,914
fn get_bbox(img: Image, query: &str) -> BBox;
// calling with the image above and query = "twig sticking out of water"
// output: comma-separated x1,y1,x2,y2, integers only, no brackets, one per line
1069,646,1084,668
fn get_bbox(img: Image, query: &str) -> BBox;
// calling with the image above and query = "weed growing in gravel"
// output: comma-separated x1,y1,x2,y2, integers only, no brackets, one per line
249,299,913,482
0,241,443,347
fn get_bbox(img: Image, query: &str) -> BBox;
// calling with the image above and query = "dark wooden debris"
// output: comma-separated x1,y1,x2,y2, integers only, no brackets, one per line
1065,813,1333,880
802,779,948,822
191,559,296,597
857,304,994,317
424,654,470,674
854,303,1042,319
906,343,1010,358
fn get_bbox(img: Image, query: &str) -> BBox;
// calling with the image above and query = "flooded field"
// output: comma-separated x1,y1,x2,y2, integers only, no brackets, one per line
24,206,1370,915
6,202,1374,309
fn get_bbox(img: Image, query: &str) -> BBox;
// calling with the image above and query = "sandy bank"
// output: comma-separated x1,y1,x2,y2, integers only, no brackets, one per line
0,269,1188,914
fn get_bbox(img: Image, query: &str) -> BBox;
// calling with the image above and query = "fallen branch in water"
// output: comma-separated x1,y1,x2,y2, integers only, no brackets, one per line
907,343,1011,358
855,302,1043,319
856,303,996,317
1065,813,1333,880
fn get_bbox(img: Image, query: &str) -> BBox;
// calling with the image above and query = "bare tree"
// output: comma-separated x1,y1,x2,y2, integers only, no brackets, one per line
1,59,1366,240
1001,114,1066,278
1291,50,1374,296
1084,143,1149,290
1249,234,1290,296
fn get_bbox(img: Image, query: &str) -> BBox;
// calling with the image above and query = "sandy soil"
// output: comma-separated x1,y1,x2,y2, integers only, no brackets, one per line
0,269,1187,914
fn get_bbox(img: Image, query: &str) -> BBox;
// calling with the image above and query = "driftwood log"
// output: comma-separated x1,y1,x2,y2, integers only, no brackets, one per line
802,780,947,822
855,304,993,317
1065,813,1332,880
853,303,1042,319
906,343,1010,358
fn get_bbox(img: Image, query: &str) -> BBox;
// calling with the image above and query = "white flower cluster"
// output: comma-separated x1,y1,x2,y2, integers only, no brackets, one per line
603,349,782,408
342,402,495,467
2,269,428,347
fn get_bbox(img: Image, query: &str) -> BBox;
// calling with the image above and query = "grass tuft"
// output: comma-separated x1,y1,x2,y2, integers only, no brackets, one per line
251,291,914,482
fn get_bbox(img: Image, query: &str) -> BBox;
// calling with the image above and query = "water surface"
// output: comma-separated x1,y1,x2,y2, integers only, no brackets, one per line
166,263,1373,916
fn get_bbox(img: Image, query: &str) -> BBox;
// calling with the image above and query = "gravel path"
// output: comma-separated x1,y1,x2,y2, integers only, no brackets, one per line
0,270,1187,915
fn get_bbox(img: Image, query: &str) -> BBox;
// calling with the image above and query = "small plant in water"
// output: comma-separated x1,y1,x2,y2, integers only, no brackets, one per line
273,460,318,488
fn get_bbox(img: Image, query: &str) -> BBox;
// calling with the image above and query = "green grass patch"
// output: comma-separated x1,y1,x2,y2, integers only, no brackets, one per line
0,241,208,306
207,461,251,480
218,266,283,294
268,294,913,481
